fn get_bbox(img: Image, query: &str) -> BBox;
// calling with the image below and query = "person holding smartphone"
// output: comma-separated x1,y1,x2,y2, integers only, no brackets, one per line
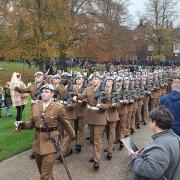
128,106,180,180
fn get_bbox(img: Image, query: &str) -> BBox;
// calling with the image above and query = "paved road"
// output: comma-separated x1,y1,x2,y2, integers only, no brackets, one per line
0,124,152,180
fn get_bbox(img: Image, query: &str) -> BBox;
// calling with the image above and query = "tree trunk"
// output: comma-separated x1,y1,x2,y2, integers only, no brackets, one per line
57,51,68,72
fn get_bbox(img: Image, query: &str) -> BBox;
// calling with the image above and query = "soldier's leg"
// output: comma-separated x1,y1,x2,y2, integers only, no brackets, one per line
93,125,105,163
126,107,133,136
119,115,127,140
76,117,85,146
107,122,116,154
130,111,136,134
40,153,56,180
75,117,85,152
135,104,142,128
34,153,43,174
115,120,120,142
142,101,148,124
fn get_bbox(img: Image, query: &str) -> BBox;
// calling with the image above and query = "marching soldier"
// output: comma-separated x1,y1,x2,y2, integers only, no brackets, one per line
14,71,46,159
56,72,77,157
77,73,109,170
104,77,119,159
141,74,151,125
73,74,87,152
149,73,160,111
15,84,75,180
115,77,128,149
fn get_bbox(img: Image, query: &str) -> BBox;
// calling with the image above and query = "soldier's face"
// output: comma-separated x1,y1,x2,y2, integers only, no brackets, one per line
92,77,101,86
105,80,113,87
76,78,84,85
124,80,129,88
41,89,54,102
115,81,122,88
53,78,60,84
35,75,44,83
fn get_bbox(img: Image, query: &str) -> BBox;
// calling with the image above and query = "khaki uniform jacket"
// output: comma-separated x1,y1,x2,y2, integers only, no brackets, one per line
150,87,160,99
115,89,128,116
73,85,86,118
57,84,77,120
78,86,108,125
105,88,119,122
23,101,75,155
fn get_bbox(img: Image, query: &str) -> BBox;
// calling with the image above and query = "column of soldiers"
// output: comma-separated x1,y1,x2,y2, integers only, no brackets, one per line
14,67,178,179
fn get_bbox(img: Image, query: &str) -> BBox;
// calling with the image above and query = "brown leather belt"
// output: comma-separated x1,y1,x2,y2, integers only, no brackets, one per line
36,127,57,132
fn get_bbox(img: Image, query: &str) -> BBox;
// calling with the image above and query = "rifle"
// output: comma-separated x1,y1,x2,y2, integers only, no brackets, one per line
65,79,74,106
139,78,144,96
119,79,127,103
151,74,159,89
95,81,108,107
144,77,152,93
133,79,139,98
127,79,134,103
40,113,73,180
111,81,117,105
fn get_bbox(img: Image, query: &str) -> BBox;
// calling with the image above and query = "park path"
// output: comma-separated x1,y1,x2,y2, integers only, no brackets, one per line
0,124,152,180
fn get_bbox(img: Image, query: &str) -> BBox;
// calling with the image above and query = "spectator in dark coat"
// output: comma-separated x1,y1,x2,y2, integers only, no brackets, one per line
160,78,180,136
4,82,12,117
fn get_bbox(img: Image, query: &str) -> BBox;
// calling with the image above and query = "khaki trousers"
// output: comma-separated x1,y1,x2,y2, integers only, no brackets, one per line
76,117,85,145
61,119,74,155
131,110,136,129
142,100,149,122
35,153,56,180
126,105,133,135
89,124,105,162
116,115,127,141
105,121,116,153
135,102,143,126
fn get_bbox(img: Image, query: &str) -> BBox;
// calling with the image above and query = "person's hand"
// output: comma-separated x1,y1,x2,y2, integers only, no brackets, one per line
15,121,24,128
72,96,77,102
123,100,129,104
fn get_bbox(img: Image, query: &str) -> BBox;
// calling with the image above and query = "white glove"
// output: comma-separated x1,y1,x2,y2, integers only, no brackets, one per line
72,96,77,102
15,121,23,128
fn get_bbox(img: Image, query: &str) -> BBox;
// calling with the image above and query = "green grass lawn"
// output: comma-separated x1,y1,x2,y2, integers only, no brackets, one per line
0,61,38,85
0,99,34,161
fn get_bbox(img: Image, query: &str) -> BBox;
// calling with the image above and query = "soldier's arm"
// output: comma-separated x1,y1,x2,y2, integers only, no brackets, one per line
77,88,87,100
58,105,75,140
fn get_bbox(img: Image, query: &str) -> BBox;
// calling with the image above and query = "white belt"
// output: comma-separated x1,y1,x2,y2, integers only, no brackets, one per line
87,104,99,111
78,100,82,103
31,100,38,104
59,100,67,104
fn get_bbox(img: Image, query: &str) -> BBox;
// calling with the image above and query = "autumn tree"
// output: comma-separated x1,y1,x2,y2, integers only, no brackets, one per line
141,0,179,61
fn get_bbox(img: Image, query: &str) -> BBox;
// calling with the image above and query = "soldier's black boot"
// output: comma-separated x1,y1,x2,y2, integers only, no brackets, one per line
64,149,73,157
93,162,99,170
143,122,147,125
107,153,112,160
29,153,35,159
136,124,140,129
56,154,63,162
130,128,135,134
119,141,124,150
75,144,81,153
89,157,94,163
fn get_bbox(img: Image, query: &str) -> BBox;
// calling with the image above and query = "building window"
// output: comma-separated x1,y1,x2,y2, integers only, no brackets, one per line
174,43,180,53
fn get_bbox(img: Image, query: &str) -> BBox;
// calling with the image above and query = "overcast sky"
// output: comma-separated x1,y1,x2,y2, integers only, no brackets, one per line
127,0,180,26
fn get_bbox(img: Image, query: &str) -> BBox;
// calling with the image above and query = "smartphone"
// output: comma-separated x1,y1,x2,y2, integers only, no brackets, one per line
121,137,139,153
